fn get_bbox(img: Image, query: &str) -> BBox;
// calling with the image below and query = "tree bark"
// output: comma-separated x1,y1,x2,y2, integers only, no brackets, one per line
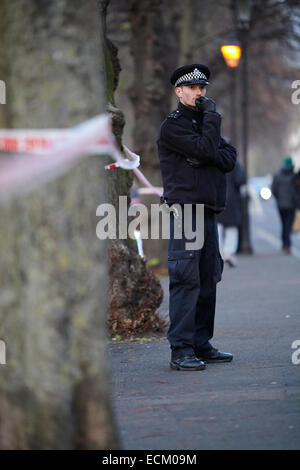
101,0,164,330
0,0,119,449
127,0,181,265
128,0,171,185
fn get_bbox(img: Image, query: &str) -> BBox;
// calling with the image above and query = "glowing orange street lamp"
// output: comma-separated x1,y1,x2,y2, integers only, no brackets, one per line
220,37,241,146
221,44,242,68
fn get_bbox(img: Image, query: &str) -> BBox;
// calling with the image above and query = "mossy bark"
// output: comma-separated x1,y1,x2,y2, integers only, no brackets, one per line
102,1,164,334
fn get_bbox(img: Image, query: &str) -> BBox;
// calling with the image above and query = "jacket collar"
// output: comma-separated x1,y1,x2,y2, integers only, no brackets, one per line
281,165,294,174
178,101,202,120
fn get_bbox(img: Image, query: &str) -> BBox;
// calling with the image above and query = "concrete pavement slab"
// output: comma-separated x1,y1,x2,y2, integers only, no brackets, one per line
108,248,300,450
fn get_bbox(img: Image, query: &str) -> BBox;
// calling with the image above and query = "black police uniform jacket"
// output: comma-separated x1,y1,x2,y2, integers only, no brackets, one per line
157,101,237,213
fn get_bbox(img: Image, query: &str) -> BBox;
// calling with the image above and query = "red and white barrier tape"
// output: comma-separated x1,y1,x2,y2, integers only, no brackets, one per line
0,114,142,199
104,145,163,198
124,145,162,197
0,115,162,200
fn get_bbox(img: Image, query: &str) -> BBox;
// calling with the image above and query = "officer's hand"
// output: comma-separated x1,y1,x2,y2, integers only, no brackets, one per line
195,97,216,114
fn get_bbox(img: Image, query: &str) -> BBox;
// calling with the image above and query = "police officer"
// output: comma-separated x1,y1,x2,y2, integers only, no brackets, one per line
157,64,237,371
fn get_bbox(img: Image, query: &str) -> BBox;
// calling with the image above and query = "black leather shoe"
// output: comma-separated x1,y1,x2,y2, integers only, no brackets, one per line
170,354,206,371
197,348,233,363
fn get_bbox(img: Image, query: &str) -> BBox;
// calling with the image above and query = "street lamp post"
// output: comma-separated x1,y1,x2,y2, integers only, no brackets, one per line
232,0,253,254
231,66,237,147
220,38,241,147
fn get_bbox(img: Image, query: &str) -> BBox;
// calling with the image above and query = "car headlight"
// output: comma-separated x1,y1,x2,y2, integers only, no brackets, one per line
260,187,272,200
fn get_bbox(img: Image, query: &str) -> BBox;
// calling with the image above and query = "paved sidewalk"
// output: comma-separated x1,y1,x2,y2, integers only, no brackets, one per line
108,247,300,450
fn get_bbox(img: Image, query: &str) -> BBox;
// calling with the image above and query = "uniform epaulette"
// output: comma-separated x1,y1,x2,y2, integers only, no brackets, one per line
167,109,181,119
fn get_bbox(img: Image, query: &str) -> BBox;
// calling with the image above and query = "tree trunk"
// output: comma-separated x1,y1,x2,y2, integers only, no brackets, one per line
101,0,164,332
128,0,170,185
0,0,119,449
127,0,181,265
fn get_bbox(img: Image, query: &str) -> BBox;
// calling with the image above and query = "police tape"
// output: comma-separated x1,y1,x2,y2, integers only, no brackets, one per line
124,145,163,197
104,160,163,197
0,114,163,200
0,114,140,169
104,154,163,198
0,114,143,199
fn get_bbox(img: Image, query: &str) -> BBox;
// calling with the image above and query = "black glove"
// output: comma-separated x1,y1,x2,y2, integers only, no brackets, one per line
195,97,216,114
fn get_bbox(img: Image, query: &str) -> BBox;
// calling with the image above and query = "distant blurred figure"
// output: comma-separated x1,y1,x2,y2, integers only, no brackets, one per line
294,169,300,209
217,159,246,267
271,157,296,254
292,169,300,234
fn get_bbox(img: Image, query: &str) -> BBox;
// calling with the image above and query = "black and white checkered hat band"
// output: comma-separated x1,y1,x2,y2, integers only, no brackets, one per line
174,68,208,87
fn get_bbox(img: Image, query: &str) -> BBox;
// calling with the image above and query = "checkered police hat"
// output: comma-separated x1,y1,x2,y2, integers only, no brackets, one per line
170,64,210,87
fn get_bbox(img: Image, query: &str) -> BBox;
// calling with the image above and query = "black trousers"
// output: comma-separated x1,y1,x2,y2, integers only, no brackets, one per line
279,208,296,248
167,207,223,360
